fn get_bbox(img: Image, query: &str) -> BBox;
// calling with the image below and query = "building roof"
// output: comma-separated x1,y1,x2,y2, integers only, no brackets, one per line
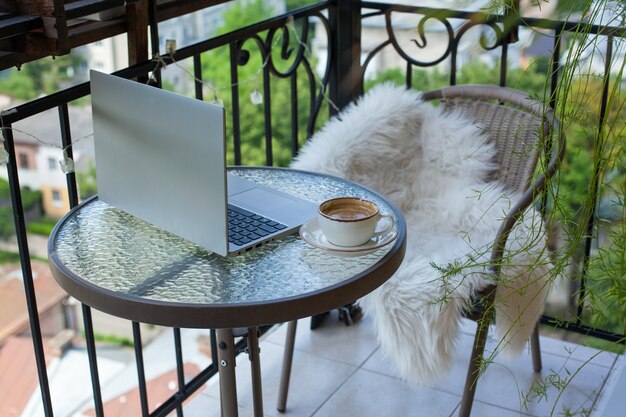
81,363,201,417
0,336,55,417
11,104,95,157
0,261,69,343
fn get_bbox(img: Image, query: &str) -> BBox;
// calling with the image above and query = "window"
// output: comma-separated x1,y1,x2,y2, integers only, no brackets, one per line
18,152,29,169
48,157,56,170
52,190,62,206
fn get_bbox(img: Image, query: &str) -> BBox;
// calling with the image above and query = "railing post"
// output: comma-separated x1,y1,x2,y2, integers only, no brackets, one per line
505,0,520,43
329,0,362,114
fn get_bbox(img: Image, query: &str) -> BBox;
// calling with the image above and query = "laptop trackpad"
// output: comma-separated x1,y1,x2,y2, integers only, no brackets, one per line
229,188,295,214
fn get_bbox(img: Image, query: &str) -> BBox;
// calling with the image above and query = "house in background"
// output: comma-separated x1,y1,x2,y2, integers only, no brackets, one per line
0,104,94,218
0,261,71,344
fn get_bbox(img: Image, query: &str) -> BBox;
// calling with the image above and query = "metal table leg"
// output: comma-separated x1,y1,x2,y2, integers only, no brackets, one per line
277,320,298,412
247,327,264,417
216,329,239,417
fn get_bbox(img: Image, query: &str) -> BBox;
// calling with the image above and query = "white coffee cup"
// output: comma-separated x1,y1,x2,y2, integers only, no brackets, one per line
318,197,394,247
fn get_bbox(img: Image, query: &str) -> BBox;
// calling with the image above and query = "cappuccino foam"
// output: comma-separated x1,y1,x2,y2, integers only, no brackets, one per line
320,199,377,221
325,207,371,220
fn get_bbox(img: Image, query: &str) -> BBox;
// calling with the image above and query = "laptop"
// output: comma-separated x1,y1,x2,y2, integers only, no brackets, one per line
90,70,317,256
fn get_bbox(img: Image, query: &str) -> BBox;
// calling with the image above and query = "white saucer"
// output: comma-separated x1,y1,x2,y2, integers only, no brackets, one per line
299,217,398,255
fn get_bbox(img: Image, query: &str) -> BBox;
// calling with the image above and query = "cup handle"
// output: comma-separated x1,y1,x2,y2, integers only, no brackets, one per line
373,213,394,238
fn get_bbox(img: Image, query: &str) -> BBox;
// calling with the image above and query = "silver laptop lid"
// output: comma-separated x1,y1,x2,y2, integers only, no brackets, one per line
91,70,230,255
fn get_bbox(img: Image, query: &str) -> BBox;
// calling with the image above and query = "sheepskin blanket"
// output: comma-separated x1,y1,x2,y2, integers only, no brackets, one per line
292,84,552,385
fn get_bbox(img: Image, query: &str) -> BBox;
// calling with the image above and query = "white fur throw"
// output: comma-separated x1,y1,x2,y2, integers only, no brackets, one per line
292,84,551,385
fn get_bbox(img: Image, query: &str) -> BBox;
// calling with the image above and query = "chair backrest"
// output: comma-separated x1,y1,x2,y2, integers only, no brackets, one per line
422,85,557,195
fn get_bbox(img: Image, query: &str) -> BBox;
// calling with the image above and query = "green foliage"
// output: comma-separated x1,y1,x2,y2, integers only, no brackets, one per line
0,179,41,240
0,206,15,240
88,332,134,348
26,217,58,236
581,334,626,354
286,0,316,11
0,249,21,264
77,160,98,200
21,187,41,211
0,178,9,199
0,70,35,101
365,60,548,97
217,0,275,35
586,221,626,335
200,0,329,167
0,179,41,210
0,53,85,100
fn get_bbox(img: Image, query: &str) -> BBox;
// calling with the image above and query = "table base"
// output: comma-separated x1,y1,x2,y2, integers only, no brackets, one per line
216,328,264,417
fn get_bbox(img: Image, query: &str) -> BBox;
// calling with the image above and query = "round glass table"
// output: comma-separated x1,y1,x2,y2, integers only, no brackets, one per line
48,167,407,417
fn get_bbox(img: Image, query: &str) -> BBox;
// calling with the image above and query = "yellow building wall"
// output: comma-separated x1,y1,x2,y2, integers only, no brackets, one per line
40,185,70,218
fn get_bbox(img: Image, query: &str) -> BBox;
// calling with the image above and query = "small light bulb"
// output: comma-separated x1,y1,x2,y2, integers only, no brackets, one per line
250,90,263,105
165,39,177,55
212,92,224,107
59,151,75,174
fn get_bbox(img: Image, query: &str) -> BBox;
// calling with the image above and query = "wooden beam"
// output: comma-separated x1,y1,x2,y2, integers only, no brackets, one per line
0,50,48,70
0,18,126,70
0,0,56,16
67,19,126,49
126,0,149,77
0,1,70,54
158,0,228,22
50,0,70,53
0,0,235,69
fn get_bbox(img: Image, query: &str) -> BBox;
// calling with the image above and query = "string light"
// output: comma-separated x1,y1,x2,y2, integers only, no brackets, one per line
285,16,339,112
250,88,263,105
59,150,75,174
0,16,339,169
1,108,91,172
153,16,338,111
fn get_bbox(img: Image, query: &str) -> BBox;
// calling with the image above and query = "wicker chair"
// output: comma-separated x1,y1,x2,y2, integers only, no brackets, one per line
421,85,565,417
277,85,565,417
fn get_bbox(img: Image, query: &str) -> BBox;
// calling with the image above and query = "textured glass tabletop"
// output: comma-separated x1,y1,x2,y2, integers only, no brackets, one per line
49,168,405,327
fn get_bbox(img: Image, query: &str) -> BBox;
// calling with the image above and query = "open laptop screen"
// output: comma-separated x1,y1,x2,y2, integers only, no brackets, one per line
91,70,230,255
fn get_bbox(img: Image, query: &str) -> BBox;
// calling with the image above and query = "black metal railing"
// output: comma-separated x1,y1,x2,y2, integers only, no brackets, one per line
1,1,624,416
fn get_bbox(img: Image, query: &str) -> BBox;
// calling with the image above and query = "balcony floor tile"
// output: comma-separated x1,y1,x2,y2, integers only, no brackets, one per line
470,401,535,417
184,314,620,417
264,312,379,368
312,368,460,417
472,345,611,417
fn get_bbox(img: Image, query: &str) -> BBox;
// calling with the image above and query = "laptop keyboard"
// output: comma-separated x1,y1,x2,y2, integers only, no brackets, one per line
228,205,287,247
